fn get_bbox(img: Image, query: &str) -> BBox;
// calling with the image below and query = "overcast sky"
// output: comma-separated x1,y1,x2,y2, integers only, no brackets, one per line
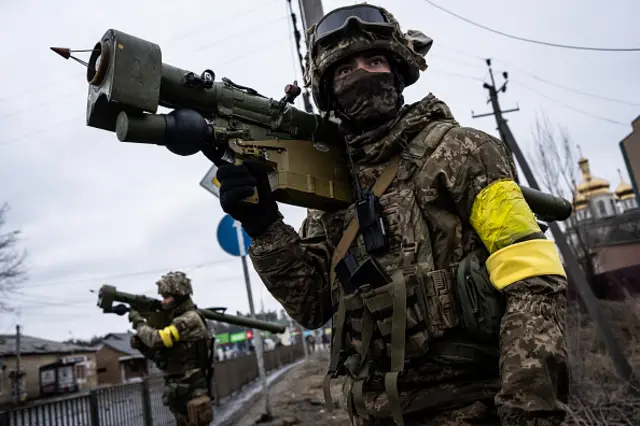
0,0,638,342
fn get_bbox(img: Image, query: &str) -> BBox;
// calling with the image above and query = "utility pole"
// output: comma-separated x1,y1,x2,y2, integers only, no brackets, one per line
285,0,323,114
297,0,324,34
235,224,271,419
472,59,637,390
15,325,23,405
471,59,520,174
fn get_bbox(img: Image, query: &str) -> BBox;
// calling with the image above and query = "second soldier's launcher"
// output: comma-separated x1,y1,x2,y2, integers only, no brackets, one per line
97,284,286,334
52,28,572,221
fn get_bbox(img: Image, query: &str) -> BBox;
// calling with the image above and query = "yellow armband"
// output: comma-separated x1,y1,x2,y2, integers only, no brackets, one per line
158,325,181,348
470,179,541,254
486,239,567,290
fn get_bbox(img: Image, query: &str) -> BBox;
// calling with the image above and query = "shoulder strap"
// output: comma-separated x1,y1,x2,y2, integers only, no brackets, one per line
330,155,401,285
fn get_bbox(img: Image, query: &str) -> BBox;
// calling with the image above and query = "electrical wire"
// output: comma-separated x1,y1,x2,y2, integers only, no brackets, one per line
493,59,640,107
20,258,236,289
431,46,640,108
285,0,300,81
0,16,288,122
513,80,629,127
0,33,291,148
422,0,640,52
429,68,485,82
285,0,315,113
0,0,282,104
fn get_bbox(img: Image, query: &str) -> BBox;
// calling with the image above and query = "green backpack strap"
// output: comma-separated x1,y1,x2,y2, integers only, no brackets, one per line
324,156,402,414
323,299,346,412
384,269,408,426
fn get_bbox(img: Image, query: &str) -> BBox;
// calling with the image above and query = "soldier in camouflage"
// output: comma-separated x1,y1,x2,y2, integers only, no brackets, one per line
216,4,569,425
129,271,214,426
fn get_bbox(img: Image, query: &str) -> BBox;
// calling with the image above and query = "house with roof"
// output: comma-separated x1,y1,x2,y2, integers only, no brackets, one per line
0,333,97,405
95,332,161,385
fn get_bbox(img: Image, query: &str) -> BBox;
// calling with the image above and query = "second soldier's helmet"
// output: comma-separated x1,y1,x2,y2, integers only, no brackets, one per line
303,3,434,112
156,271,193,297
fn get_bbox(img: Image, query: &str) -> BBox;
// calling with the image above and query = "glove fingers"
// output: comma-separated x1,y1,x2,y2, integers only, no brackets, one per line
216,163,250,180
219,175,256,189
220,186,257,209
242,159,272,176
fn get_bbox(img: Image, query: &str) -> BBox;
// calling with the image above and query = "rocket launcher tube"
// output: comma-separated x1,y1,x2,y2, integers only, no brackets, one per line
69,28,573,219
97,285,286,334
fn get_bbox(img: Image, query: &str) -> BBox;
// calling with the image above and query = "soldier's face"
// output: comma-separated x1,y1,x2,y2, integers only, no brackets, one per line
332,52,391,84
162,295,175,306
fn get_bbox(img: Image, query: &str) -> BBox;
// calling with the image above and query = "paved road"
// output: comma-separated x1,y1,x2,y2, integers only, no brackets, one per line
234,349,350,426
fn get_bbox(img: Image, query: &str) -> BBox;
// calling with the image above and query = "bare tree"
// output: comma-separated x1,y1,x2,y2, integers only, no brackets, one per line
0,202,27,312
530,111,596,283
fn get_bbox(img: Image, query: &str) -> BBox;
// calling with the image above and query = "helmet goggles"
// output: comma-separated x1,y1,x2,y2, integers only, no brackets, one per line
311,4,394,48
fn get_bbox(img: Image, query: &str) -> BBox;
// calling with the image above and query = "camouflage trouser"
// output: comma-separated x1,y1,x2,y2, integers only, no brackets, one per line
163,376,210,426
354,400,500,426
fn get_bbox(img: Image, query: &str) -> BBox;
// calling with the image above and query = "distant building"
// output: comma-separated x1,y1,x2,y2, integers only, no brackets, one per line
565,154,640,298
94,332,162,385
619,115,640,203
0,334,97,405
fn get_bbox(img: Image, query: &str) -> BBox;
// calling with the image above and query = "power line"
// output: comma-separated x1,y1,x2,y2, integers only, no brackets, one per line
493,60,640,107
428,61,630,128
429,68,485,82
0,17,288,123
422,0,640,52
0,34,290,148
513,80,629,127
432,46,640,108
0,0,282,104
21,258,236,289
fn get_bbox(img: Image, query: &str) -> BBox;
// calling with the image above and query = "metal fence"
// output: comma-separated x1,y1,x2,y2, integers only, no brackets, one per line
0,344,305,426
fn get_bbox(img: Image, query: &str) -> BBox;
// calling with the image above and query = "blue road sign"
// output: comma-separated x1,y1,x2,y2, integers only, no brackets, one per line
217,214,252,257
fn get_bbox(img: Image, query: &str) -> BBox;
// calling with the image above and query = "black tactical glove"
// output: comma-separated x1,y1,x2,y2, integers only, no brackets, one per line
216,160,280,238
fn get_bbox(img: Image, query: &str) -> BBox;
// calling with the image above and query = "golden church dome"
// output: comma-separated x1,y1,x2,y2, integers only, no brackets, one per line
574,192,588,210
615,169,635,201
576,155,611,198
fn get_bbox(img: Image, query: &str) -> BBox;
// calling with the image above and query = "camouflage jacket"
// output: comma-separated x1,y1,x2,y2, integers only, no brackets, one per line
136,307,211,380
249,94,569,425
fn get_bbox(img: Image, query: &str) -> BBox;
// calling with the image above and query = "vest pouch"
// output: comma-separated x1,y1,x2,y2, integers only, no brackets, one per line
187,395,214,425
358,269,434,360
162,382,190,406
455,248,506,342
413,264,461,348
342,293,367,356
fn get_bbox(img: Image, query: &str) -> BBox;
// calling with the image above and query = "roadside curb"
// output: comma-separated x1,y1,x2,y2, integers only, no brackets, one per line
213,358,306,426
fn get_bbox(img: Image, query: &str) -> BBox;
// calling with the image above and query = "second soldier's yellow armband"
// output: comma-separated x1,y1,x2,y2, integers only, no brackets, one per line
158,325,180,348
470,179,566,290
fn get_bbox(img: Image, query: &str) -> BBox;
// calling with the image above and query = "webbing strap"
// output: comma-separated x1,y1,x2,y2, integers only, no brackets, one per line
324,155,402,413
358,307,375,361
346,377,356,426
323,300,347,412
352,380,369,419
329,155,402,286
389,270,407,371
385,269,407,426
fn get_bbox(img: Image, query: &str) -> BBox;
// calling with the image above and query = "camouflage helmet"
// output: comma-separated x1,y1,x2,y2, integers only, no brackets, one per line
156,271,193,297
304,3,433,112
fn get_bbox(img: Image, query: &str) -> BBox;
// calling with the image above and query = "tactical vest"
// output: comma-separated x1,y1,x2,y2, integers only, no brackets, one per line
165,311,211,378
324,121,506,426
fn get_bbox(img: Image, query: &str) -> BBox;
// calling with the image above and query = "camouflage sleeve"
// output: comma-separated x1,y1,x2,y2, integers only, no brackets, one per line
135,322,165,349
431,127,570,425
248,212,340,329
135,311,208,349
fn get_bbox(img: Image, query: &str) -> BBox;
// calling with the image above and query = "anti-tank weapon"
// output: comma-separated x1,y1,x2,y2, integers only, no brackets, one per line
51,29,572,222
97,284,286,334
